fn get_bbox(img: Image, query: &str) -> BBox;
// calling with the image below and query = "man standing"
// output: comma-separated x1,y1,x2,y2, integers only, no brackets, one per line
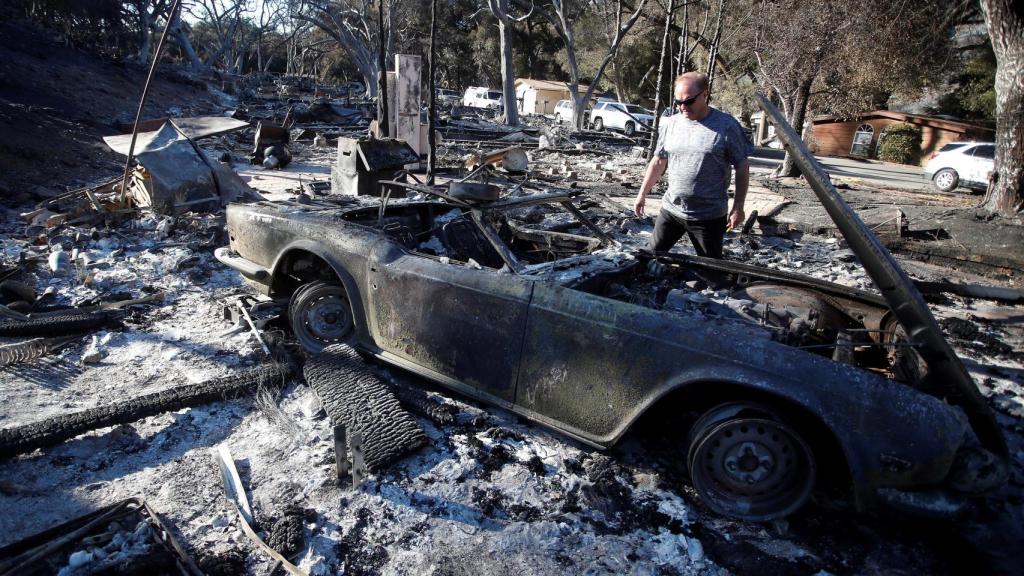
634,72,751,259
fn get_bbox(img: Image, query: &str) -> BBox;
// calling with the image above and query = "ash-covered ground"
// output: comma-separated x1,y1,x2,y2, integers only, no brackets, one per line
0,26,1022,571
1,152,1022,574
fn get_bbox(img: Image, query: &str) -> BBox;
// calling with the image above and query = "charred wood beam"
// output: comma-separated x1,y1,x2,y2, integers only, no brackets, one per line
0,312,114,338
0,363,291,459
560,200,615,246
914,281,1024,304
389,380,456,424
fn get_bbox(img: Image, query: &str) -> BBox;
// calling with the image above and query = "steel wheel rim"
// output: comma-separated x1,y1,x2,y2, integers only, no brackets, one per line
302,292,351,342
690,417,815,521
935,171,955,190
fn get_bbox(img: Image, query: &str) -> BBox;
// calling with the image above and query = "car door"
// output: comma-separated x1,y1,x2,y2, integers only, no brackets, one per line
366,244,533,402
609,104,626,129
966,144,995,186
515,281,720,440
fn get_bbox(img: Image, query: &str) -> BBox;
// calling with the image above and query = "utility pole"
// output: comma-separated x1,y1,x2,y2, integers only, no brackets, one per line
427,0,437,183
376,0,389,136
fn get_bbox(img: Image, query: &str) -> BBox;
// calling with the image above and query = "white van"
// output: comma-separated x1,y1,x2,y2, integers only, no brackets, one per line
463,87,504,109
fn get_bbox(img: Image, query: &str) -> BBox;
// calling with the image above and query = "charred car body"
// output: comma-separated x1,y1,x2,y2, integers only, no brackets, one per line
216,100,1006,521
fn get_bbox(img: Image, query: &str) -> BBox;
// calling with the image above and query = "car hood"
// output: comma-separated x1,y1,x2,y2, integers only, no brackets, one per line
757,94,1007,458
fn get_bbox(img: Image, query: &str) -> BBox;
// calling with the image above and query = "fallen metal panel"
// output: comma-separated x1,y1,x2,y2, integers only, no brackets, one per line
103,116,249,154
169,116,249,139
130,123,217,212
756,94,1006,457
207,147,259,203
105,121,258,212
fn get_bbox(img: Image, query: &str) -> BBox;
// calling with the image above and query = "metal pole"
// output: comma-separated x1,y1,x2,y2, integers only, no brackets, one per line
427,0,437,184
119,0,183,206
377,0,389,136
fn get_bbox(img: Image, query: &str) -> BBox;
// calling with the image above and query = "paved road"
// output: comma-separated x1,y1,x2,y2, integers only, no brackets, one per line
749,147,930,190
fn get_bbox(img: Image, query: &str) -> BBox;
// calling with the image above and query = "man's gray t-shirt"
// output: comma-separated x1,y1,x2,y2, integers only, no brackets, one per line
655,108,752,220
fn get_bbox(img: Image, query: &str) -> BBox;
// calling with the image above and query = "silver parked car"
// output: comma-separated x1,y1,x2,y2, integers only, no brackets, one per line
923,141,995,193
588,101,655,136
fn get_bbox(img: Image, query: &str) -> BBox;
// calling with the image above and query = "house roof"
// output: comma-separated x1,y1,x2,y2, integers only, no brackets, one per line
811,110,993,134
514,78,590,93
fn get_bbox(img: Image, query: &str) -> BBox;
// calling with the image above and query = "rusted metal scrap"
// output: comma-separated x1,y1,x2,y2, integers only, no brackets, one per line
0,336,79,367
330,137,419,197
464,146,529,173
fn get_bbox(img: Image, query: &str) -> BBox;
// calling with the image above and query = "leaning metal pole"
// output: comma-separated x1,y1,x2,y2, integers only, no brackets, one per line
119,0,183,206
427,0,437,183
376,0,389,136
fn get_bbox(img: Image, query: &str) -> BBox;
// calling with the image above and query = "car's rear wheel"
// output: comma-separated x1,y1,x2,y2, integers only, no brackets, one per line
593,117,604,131
932,168,960,192
288,280,353,353
624,121,636,136
555,113,562,124
687,402,816,521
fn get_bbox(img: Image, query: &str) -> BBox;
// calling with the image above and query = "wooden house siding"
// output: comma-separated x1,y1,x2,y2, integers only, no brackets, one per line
808,111,993,166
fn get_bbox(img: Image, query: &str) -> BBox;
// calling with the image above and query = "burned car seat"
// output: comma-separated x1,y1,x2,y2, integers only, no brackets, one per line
440,220,504,269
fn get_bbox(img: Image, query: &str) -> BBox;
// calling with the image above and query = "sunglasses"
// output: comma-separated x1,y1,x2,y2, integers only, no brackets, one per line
674,90,705,107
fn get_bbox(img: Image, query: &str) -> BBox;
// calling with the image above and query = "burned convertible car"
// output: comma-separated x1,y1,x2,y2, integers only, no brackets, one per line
216,101,1006,521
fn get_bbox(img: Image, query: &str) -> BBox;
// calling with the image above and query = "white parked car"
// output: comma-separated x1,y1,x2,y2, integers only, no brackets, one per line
554,99,576,124
463,87,504,109
435,88,461,105
923,141,995,193
588,101,655,136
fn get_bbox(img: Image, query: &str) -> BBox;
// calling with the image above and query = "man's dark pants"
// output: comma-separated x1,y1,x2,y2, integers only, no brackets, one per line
649,208,727,258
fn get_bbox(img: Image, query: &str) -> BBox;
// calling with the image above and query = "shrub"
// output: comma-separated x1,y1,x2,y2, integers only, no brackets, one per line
878,123,922,164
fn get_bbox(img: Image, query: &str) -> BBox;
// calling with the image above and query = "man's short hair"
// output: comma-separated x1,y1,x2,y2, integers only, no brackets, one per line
674,72,709,93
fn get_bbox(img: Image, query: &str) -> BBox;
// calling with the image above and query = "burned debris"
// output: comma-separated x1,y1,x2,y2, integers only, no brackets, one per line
0,33,1022,576
0,498,201,575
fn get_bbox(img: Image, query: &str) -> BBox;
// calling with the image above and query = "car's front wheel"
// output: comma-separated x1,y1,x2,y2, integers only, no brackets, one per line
288,280,354,353
624,121,636,136
687,402,816,521
593,117,604,131
932,168,960,192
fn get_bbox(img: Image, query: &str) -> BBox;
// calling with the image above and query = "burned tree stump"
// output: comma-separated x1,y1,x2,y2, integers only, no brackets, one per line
303,344,426,477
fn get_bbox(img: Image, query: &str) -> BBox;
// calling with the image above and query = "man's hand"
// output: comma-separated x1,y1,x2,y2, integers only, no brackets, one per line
634,193,646,217
728,207,744,230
